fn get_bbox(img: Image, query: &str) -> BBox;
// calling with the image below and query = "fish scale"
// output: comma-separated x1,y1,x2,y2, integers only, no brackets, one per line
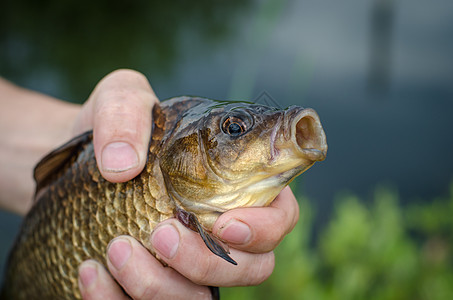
4,134,172,299
2,96,327,299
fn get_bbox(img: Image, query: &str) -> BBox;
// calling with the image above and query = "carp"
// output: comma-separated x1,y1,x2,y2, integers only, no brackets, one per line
2,96,327,299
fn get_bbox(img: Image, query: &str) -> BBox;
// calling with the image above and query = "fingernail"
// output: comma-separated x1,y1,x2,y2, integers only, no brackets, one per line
101,142,139,172
218,219,251,244
79,261,98,289
108,237,132,270
151,224,180,259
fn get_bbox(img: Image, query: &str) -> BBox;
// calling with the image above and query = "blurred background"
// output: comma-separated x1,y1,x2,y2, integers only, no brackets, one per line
1,0,452,298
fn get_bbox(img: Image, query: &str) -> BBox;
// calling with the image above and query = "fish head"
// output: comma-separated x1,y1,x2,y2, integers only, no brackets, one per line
159,98,327,229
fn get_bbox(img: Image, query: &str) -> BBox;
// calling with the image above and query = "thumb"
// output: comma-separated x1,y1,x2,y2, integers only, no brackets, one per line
77,69,159,183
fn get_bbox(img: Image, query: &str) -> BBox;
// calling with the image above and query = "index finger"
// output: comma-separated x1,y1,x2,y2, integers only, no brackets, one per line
212,186,299,253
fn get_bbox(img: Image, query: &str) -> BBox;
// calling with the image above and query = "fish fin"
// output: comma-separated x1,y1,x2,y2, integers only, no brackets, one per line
33,130,93,200
176,208,237,265
208,286,220,300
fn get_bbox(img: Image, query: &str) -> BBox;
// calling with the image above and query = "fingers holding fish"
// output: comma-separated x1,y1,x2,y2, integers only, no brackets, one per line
74,69,159,183
78,260,129,300
104,235,212,300
212,186,300,253
151,219,276,287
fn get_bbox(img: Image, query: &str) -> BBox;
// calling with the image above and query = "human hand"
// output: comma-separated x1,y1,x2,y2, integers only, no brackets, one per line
75,69,299,299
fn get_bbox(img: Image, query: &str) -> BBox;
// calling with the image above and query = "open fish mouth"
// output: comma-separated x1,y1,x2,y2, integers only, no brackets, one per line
291,108,327,162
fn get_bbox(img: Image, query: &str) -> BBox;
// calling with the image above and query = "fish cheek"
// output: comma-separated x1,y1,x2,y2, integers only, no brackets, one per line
160,132,216,201
205,130,270,178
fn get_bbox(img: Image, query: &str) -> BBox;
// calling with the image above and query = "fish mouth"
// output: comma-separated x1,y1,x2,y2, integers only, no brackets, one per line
291,108,327,162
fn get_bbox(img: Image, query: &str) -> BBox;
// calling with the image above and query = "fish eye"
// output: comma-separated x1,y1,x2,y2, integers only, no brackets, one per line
222,116,247,136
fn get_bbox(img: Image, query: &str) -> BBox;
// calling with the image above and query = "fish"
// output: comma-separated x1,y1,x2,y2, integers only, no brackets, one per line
1,96,327,299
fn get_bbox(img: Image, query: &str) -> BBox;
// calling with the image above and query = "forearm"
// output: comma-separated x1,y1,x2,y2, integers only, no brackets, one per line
0,78,81,215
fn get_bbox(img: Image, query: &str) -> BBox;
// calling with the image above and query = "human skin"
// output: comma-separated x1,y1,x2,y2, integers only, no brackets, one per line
0,69,299,299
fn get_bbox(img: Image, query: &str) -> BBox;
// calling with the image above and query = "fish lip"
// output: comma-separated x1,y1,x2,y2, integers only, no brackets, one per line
290,108,327,162
269,115,282,161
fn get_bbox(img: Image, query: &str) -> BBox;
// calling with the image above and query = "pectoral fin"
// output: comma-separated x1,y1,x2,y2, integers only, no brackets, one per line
176,208,237,265
33,131,93,201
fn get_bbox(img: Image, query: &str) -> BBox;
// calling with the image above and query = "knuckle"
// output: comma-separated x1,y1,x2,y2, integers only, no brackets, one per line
96,88,143,112
135,279,162,300
95,96,123,118
123,268,164,299
187,257,216,285
253,223,284,253
273,204,295,239
93,92,144,136
246,252,275,285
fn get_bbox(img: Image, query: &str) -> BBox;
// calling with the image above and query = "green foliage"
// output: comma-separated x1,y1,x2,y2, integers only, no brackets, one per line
221,184,453,300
